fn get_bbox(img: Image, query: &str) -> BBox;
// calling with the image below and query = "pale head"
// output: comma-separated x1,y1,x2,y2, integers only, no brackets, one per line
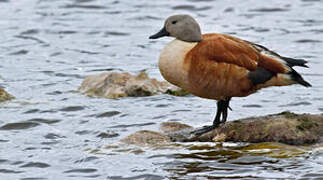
149,14,202,42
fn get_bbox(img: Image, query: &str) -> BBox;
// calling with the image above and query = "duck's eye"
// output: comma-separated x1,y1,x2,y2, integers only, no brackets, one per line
172,20,177,24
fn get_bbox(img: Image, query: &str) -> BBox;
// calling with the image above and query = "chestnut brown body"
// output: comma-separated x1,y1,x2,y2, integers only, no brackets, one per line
159,33,295,100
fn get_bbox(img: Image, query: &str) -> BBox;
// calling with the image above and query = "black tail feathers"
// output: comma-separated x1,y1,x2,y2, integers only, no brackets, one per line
283,56,311,87
289,69,311,87
282,57,309,68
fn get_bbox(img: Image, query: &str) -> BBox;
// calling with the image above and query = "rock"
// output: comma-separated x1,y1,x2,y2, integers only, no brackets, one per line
159,122,193,133
78,72,188,99
212,133,226,142
121,112,323,146
159,122,194,142
0,88,14,102
120,130,171,146
186,112,323,145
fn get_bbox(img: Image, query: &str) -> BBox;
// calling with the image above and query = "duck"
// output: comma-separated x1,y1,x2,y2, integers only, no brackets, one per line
149,14,311,135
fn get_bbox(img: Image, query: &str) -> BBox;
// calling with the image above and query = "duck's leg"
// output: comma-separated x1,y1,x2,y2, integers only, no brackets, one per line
220,98,231,123
213,100,224,125
191,98,231,136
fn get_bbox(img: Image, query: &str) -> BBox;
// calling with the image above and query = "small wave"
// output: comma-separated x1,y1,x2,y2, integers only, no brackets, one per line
249,8,289,12
28,118,61,124
279,101,312,107
63,168,97,173
295,39,322,43
0,121,39,130
62,4,107,9
20,162,50,168
242,104,262,108
104,31,130,36
108,174,164,180
59,106,85,112
172,5,212,11
95,111,121,118
109,122,155,128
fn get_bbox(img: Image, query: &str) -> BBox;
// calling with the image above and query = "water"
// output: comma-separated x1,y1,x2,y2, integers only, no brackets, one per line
0,0,322,179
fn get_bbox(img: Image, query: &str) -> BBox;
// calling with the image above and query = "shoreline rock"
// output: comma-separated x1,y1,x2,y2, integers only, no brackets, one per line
0,88,14,102
78,72,188,99
121,112,323,146
192,112,323,145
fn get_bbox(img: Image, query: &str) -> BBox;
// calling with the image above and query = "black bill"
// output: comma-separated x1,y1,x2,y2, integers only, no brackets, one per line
149,26,169,39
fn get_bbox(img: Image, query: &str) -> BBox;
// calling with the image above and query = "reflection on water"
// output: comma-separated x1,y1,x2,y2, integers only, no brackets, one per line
0,0,322,179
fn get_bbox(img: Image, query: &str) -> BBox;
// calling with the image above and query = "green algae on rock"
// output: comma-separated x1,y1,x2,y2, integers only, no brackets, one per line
0,88,14,102
78,72,188,99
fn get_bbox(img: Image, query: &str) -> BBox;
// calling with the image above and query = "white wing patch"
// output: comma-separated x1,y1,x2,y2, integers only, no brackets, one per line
250,43,291,72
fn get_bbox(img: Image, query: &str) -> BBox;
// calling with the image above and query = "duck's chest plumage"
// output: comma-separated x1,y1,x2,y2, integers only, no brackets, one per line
158,39,197,90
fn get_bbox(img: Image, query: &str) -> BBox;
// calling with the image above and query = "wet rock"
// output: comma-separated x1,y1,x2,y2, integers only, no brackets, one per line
120,130,171,146
187,112,323,145
78,72,188,99
122,112,323,146
212,133,227,142
159,122,194,142
0,88,14,102
159,122,193,133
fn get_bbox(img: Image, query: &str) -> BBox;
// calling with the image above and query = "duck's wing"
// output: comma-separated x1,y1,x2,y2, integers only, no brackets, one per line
222,34,311,87
245,40,309,68
219,34,294,74
190,34,259,72
187,34,310,87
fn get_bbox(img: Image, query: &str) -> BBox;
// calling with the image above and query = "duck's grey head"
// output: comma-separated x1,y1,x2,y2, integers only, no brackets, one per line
149,14,202,42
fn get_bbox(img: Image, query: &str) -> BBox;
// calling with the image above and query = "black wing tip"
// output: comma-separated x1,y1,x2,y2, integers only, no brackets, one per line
302,64,309,68
289,69,312,87
299,80,312,87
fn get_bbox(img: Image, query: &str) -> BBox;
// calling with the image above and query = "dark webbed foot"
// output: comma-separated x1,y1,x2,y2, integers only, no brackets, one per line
191,98,231,136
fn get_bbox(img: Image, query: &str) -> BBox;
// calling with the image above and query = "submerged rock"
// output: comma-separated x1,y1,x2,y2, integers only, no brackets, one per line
122,112,323,146
78,72,188,99
159,121,193,133
120,130,171,146
0,88,14,102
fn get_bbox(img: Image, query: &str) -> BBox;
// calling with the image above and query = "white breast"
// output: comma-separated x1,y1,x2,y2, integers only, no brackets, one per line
158,39,197,89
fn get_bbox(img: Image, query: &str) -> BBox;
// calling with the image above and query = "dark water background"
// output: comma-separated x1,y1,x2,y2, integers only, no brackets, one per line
0,0,322,179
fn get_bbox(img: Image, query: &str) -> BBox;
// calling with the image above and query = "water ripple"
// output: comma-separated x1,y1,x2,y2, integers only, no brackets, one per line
59,106,85,112
249,8,289,12
63,168,97,173
108,174,164,180
295,39,322,43
0,121,40,130
172,5,212,11
28,118,61,124
0,169,24,174
242,104,262,108
95,111,121,118
20,162,50,168
279,101,312,107
62,4,107,9
109,122,156,128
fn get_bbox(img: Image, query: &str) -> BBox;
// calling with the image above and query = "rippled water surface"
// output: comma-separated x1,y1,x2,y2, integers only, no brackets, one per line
0,0,322,179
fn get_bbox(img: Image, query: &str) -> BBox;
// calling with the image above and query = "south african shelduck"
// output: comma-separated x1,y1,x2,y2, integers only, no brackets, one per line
149,14,311,135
